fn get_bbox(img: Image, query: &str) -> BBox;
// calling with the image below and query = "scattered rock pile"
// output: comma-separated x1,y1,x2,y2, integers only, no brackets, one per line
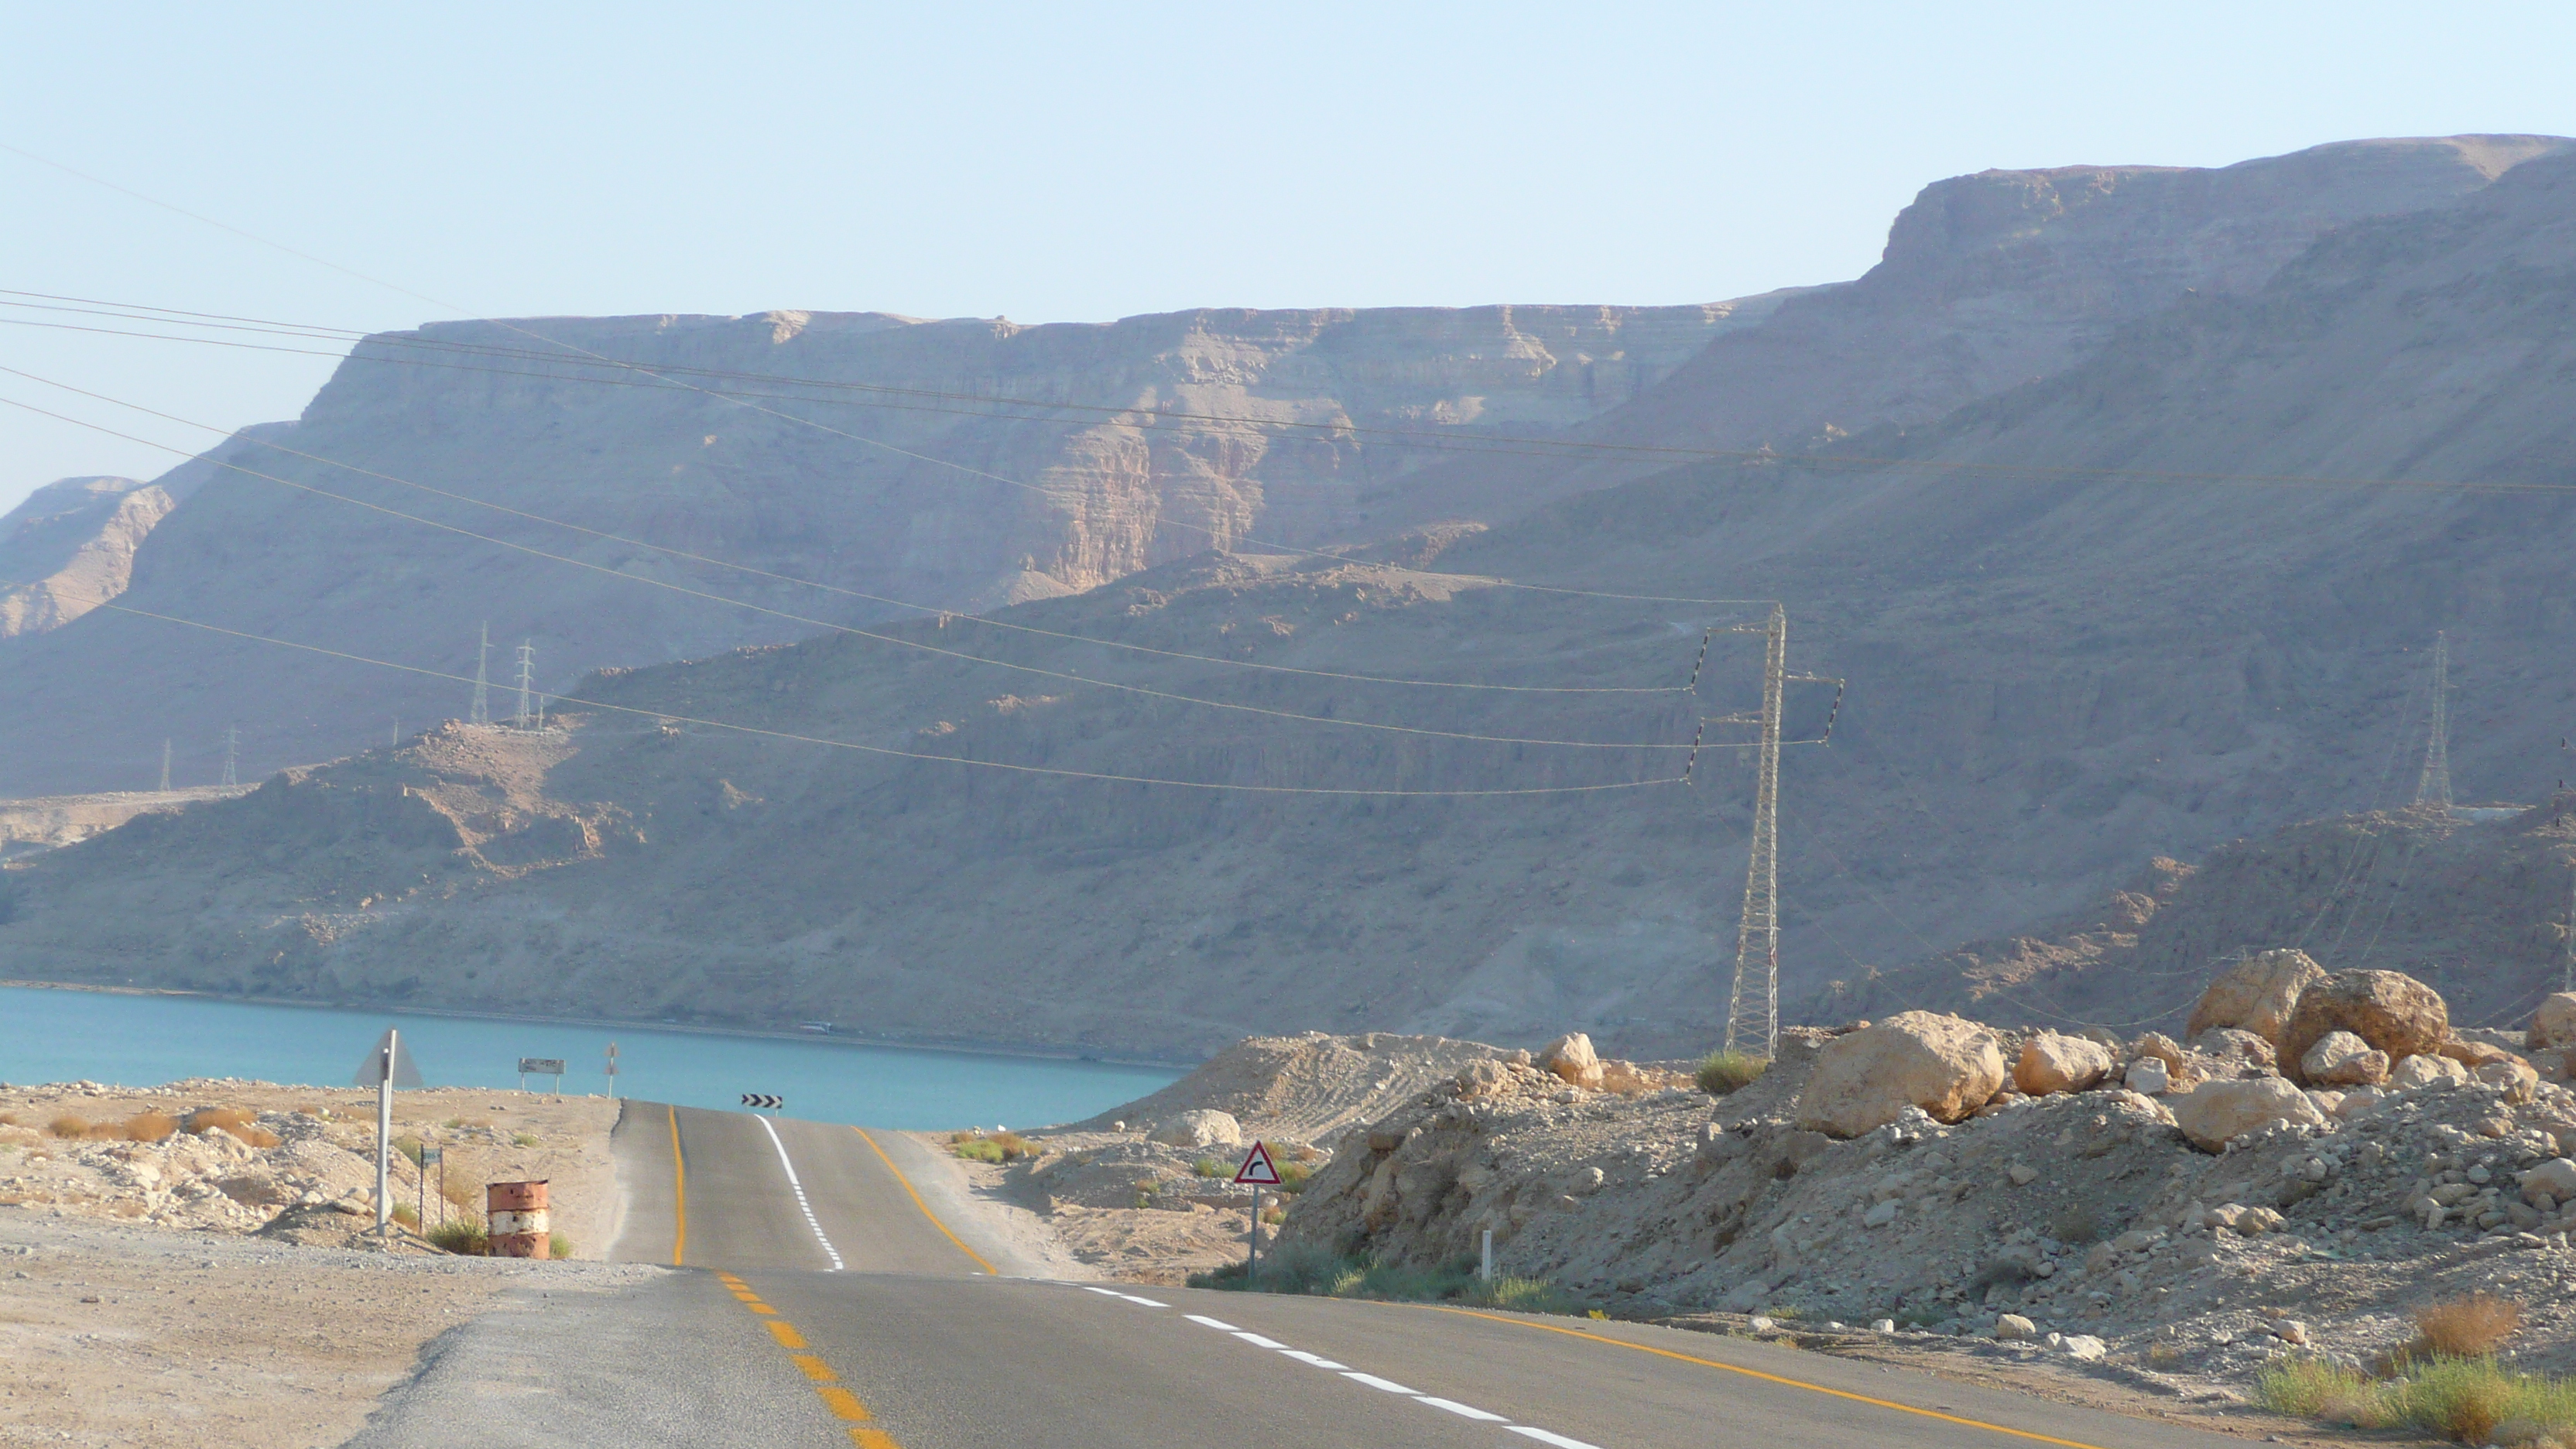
1273,961,2576,1396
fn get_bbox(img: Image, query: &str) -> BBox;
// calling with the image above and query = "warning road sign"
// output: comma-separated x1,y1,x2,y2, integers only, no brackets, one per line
1233,1141,1282,1186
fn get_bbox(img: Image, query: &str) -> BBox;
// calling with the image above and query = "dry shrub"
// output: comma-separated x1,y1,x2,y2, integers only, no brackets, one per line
120,1112,177,1142
46,1115,90,1139
2419,1293,2524,1358
0,1112,17,1127
183,1107,279,1148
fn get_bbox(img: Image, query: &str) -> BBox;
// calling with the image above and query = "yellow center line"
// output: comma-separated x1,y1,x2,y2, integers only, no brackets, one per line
1416,1305,2121,1449
667,1105,688,1267
728,1276,905,1445
852,1126,998,1274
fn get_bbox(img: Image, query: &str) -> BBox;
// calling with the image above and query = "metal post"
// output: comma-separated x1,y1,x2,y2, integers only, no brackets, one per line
375,1029,396,1233
1482,1228,1494,1283
1249,1187,1261,1279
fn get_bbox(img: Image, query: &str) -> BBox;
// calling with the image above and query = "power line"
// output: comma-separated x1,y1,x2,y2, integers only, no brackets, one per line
67,594,1689,799
0,363,1700,697
0,391,1708,755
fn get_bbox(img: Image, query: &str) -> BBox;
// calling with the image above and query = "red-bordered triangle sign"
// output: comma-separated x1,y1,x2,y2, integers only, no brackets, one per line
1233,1140,1282,1186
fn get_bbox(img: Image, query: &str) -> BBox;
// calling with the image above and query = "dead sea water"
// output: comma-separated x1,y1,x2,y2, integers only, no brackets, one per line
0,985,1178,1129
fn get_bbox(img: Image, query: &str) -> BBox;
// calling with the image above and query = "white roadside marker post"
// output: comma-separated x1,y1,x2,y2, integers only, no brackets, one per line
351,1028,423,1240
1482,1228,1494,1283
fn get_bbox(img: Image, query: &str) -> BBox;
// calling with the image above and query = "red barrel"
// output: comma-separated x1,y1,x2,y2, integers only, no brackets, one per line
487,1180,552,1258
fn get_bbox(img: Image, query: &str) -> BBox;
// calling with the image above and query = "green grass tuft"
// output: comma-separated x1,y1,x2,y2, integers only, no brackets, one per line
2259,1355,2576,1444
1696,1050,1769,1096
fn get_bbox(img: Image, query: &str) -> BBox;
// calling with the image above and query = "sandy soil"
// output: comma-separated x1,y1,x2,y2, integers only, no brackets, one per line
0,1081,618,1257
0,1214,659,1449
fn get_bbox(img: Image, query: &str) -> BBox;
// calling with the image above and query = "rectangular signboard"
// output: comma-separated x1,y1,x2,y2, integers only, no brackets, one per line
518,1058,567,1075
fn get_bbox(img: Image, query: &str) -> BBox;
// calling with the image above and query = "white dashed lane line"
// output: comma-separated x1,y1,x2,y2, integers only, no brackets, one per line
1078,1286,1601,1448
753,1114,844,1273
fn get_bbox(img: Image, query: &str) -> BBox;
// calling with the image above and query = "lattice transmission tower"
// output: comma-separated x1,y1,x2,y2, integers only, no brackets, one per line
469,622,492,727
1725,605,1788,1058
2414,631,2452,810
220,726,238,788
513,640,536,727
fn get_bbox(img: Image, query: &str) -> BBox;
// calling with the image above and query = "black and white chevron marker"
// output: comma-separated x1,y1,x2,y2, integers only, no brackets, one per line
741,1093,784,1110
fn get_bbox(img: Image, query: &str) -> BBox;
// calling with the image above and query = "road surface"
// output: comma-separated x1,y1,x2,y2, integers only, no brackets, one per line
352,1102,2254,1447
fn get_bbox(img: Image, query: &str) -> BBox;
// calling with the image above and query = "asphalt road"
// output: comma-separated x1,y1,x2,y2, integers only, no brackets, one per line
355,1102,2259,1447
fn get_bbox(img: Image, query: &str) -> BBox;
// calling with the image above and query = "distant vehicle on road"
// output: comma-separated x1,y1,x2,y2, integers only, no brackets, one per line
797,1022,834,1034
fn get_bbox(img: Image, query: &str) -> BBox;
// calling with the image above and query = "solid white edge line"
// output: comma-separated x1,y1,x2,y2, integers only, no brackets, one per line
752,1113,844,1273
1506,1429,1603,1449
1419,1396,1508,1422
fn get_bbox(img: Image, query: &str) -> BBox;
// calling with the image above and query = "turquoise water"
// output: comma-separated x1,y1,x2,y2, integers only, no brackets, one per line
0,987,1178,1130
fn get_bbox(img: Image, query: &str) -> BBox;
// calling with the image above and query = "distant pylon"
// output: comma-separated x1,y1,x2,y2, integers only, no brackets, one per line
1725,604,1787,1059
159,739,171,793
2414,631,2452,810
220,726,238,788
469,622,492,726
513,639,535,727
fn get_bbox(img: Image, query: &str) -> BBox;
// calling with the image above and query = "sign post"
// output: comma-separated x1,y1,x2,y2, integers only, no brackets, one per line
351,1028,424,1238
1232,1141,1282,1279
605,1042,619,1101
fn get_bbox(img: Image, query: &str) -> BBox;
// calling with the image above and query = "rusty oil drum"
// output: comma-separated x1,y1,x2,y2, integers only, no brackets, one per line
487,1179,551,1258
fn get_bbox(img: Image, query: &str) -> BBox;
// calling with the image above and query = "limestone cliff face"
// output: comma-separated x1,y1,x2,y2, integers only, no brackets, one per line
0,300,1773,794
0,478,175,638
1379,135,2576,527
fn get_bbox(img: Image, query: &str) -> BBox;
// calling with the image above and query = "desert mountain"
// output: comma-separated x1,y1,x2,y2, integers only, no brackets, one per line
0,303,1771,795
8,136,2576,1060
0,477,173,638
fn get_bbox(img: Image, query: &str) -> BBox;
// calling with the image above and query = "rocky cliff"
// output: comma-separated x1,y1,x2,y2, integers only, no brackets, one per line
0,478,175,638
0,301,1773,795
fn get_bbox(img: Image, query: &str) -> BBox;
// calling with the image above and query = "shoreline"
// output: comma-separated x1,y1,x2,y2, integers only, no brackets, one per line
0,978,1201,1073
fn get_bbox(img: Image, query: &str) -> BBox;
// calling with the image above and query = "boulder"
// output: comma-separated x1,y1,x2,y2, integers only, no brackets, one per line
2436,1036,2523,1070
2299,1030,2390,1087
2478,1059,2540,1103
2530,994,2576,1052
1797,1012,2006,1137
1538,1033,1605,1091
2281,970,2448,1069
2129,1033,2187,1070
2521,1159,2576,1206
2191,1029,2278,1072
1993,1314,2036,1341
1150,1109,1243,1149
2169,1076,2328,1151
2124,1057,2173,1095
2015,1033,2115,1096
2389,1053,2471,1091
2186,949,2327,1053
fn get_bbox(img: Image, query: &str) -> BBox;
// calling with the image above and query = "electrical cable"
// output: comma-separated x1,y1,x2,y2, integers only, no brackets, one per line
43,592,1690,799
0,390,1704,754
0,362,1694,697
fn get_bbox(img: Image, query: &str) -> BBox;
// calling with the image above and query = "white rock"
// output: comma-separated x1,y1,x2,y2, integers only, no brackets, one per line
2520,1159,2576,1206
2299,1029,2389,1087
1864,1201,1899,1228
1994,1314,2036,1341
2168,1076,2328,1151
2014,1033,2115,1096
2123,1057,2172,1094
2008,1163,2040,1186
2060,1334,2107,1361
1871,1318,1896,1334
1149,1109,1243,1149
2390,1053,2470,1091
1538,1033,1605,1091
1797,1012,2007,1136
1748,1314,1776,1332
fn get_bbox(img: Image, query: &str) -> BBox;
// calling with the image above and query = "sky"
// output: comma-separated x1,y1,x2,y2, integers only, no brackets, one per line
6,3,2576,514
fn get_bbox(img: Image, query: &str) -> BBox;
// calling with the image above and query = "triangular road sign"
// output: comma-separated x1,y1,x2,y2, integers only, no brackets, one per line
1233,1140,1282,1186
351,1029,425,1089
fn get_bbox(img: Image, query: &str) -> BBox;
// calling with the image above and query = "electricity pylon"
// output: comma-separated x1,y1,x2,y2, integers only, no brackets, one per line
513,640,535,728
220,726,238,788
1725,604,1786,1059
2414,631,2451,810
159,739,171,793
469,622,492,726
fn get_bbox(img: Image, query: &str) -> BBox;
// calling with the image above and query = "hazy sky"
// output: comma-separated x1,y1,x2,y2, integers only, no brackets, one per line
6,3,2575,513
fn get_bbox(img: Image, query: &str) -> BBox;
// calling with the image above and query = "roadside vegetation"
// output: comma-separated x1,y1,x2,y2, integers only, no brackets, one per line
1696,1050,1768,1096
949,1129,1038,1163
1189,1244,1588,1316
2256,1295,2574,1444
